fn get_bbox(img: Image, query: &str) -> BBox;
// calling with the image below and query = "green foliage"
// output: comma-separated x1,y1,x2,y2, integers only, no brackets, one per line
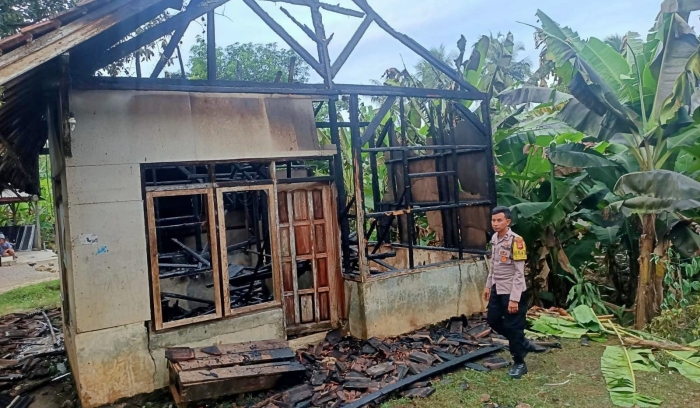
651,249,700,310
0,155,55,249
0,0,73,38
564,264,610,314
187,38,310,82
648,303,700,345
0,280,60,316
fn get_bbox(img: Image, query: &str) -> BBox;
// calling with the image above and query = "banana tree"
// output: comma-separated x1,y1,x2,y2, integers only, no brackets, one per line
529,7,700,327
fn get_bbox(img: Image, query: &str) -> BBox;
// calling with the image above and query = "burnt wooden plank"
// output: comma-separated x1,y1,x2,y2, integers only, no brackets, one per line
366,362,394,378
178,348,295,371
177,361,306,403
180,361,305,385
165,347,195,363
409,351,436,366
401,387,435,398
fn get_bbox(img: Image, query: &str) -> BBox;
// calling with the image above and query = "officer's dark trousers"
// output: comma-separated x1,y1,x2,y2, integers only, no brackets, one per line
486,285,529,364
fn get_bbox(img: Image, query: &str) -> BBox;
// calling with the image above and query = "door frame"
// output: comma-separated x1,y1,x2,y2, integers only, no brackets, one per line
277,181,342,335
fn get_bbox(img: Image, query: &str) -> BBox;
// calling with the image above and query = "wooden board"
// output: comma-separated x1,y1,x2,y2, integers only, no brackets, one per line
178,348,295,371
169,340,304,405
176,361,306,403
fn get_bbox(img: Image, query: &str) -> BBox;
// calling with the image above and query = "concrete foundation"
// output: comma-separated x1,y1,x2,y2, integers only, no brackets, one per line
346,259,488,339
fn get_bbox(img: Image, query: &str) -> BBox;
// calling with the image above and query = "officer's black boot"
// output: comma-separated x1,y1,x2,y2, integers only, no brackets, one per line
508,362,528,379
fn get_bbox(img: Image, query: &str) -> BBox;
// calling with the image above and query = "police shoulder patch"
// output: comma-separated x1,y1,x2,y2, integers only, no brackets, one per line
512,236,527,261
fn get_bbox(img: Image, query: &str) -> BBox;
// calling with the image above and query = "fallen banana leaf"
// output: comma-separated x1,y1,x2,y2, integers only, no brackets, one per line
571,304,604,332
530,315,590,338
601,346,662,407
665,350,700,383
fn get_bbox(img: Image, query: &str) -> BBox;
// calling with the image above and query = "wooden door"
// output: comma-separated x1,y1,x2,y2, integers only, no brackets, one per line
277,183,341,335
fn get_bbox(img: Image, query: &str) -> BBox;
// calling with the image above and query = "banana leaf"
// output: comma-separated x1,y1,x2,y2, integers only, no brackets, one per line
601,346,663,407
571,304,604,332
510,201,552,219
666,350,700,383
649,12,700,124
613,170,700,214
498,87,573,106
549,143,619,168
530,315,589,338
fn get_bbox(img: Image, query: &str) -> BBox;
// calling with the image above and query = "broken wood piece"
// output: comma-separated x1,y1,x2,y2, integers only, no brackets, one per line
366,362,394,378
311,369,329,386
622,337,696,351
474,328,492,339
200,345,221,356
409,351,437,366
481,357,510,370
406,362,428,375
165,347,195,363
396,363,409,381
178,348,296,371
367,337,391,355
282,384,313,404
464,362,489,372
341,345,503,408
401,386,435,398
343,376,371,390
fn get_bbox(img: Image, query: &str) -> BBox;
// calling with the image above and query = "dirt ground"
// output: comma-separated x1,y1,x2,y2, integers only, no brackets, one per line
26,339,698,408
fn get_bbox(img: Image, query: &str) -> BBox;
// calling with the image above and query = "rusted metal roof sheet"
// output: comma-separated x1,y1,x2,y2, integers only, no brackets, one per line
0,0,175,85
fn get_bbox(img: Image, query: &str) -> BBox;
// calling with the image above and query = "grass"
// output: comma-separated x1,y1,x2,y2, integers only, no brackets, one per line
0,280,61,316
384,339,700,408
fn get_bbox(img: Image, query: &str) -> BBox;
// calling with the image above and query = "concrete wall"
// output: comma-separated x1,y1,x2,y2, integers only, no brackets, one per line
61,90,320,406
346,259,488,339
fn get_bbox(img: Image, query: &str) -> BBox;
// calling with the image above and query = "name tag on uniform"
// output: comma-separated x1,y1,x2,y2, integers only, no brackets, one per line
512,237,527,261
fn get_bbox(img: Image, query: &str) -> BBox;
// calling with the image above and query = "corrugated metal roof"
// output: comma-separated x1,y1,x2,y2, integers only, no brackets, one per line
0,0,180,194
0,189,33,204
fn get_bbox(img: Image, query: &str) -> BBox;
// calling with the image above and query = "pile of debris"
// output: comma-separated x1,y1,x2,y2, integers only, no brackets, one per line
254,315,510,407
0,309,68,407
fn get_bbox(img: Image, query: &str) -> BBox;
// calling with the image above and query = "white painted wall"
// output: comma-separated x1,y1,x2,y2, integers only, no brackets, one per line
64,89,320,333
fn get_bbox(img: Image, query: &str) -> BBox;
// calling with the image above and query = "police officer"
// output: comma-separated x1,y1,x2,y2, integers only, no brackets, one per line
483,206,545,379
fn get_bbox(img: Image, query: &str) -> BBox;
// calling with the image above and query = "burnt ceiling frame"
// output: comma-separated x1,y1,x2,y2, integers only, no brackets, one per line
70,0,497,281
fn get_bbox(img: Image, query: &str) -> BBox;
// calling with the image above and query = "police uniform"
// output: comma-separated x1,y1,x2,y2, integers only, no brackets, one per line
485,228,529,366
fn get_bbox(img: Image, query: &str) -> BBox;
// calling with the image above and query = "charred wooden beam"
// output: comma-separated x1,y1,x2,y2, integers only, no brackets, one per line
309,1,333,87
279,7,319,43
350,0,484,96
151,22,190,78
207,10,216,80
171,238,211,267
331,15,373,79
72,76,480,100
242,0,324,77
260,0,364,17
359,96,395,146
90,0,229,73
161,292,215,305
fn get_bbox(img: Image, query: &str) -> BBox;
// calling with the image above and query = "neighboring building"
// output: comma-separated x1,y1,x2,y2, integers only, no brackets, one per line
0,0,497,406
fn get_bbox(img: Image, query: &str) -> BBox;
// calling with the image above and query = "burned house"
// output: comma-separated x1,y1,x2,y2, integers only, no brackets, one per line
0,0,497,406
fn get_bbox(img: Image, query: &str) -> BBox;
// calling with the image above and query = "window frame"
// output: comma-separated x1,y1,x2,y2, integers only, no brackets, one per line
216,184,282,317
146,187,223,330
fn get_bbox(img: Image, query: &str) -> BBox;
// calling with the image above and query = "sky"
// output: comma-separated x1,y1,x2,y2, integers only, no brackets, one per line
142,0,669,84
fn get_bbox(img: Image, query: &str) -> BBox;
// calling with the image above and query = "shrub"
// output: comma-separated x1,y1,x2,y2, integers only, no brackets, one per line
648,303,700,345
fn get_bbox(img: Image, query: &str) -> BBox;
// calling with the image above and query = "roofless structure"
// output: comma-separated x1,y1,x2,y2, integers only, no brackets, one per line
0,0,497,405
